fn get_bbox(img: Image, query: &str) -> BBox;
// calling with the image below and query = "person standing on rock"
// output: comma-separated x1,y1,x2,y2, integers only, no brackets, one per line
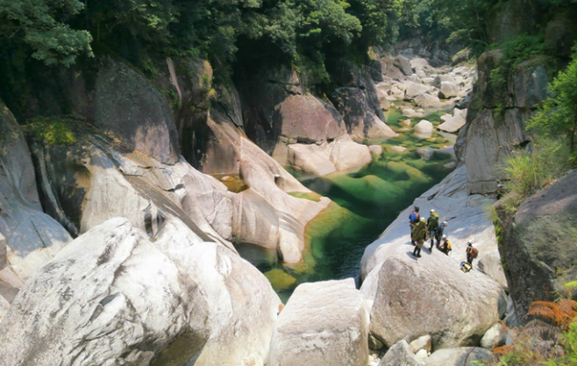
409,206,420,245
427,209,439,250
412,218,428,258
466,241,478,267
435,221,448,246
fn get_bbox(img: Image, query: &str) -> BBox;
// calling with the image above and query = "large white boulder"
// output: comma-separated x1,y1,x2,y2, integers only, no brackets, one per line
414,93,442,109
414,120,434,138
360,166,507,349
0,218,281,366
405,82,431,99
438,108,467,133
394,55,413,76
287,136,372,176
268,278,369,366
438,81,459,99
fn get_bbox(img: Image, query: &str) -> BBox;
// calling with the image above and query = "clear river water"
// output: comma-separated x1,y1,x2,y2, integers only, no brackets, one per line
236,108,457,302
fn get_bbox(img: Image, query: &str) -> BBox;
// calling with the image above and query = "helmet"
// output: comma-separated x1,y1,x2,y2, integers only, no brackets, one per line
442,234,447,239
442,221,448,226
467,240,473,245
420,218,426,222
497,183,502,188
430,209,436,213
414,206,420,212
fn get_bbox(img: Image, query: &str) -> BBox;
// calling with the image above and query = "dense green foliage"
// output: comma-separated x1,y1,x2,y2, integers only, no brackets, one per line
0,0,413,73
499,137,568,212
528,46,577,162
0,0,93,66
543,321,577,366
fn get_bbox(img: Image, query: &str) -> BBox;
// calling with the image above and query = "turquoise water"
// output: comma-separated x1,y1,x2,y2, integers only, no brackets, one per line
236,108,456,302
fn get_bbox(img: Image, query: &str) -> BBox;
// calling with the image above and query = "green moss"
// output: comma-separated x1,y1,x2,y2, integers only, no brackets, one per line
264,269,298,292
213,174,248,193
22,116,78,146
288,191,322,202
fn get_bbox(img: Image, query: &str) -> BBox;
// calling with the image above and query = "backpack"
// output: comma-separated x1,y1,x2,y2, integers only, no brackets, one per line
410,211,419,223
428,212,439,229
445,240,452,251
470,247,478,259
460,261,472,273
467,247,479,259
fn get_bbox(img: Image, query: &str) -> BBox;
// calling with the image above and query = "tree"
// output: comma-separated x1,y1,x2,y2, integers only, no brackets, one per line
0,0,93,66
528,46,577,162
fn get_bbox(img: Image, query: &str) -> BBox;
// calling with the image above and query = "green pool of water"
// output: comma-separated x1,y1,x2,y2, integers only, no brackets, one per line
236,108,458,302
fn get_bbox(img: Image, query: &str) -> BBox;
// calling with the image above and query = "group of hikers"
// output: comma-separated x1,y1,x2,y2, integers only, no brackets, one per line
408,206,478,269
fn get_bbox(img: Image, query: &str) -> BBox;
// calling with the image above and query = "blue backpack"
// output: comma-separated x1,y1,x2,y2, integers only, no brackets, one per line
410,212,419,223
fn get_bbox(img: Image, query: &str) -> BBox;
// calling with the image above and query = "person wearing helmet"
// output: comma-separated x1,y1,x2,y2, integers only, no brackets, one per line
412,217,428,258
427,208,439,251
466,241,478,267
439,234,452,255
435,221,448,246
409,205,420,245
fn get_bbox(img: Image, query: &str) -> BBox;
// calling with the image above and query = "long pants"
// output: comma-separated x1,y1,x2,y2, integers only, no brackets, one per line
467,254,473,266
413,246,421,257
429,230,437,249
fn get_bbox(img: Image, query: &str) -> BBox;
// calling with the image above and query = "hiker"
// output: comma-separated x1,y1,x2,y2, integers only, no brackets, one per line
435,221,448,246
409,206,420,245
466,241,478,267
427,209,439,250
496,183,504,200
412,218,428,258
439,234,452,255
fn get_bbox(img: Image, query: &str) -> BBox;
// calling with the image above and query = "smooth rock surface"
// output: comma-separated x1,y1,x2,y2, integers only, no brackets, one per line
410,335,432,354
478,250,508,289
378,340,422,366
394,55,413,76
0,101,72,287
414,93,442,109
268,278,369,366
438,109,467,133
425,347,494,366
95,58,180,164
438,81,459,99
481,323,507,349
369,145,383,155
0,218,281,366
414,120,434,138
361,166,506,349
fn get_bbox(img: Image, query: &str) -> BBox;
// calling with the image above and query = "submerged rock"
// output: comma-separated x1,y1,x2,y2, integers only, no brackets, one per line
0,218,281,366
268,278,369,366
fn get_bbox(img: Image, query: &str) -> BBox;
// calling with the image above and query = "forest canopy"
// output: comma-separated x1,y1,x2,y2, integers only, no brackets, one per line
0,0,415,73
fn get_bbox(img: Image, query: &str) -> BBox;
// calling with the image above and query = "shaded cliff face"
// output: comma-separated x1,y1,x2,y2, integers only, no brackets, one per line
497,171,577,324
463,51,548,194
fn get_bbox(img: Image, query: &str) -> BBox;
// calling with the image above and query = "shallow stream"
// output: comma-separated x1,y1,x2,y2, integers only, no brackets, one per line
237,108,458,302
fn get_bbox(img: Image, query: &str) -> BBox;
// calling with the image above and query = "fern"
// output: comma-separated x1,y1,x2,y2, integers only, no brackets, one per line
527,300,577,330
